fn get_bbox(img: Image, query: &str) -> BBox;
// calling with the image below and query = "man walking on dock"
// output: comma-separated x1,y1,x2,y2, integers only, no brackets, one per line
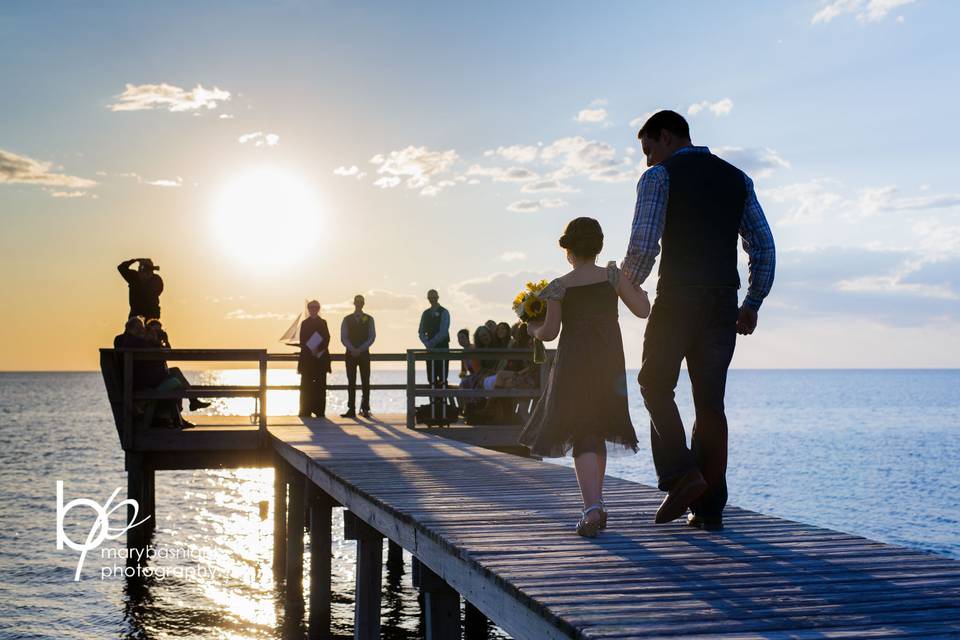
622,110,775,530
117,258,163,319
340,294,376,419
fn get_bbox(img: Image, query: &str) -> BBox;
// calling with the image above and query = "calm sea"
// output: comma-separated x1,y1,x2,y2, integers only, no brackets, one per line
1,369,958,638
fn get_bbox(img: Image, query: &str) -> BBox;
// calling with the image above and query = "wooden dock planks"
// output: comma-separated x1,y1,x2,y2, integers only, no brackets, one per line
255,414,960,639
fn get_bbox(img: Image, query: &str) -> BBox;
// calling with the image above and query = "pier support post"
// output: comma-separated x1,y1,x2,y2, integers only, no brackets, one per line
344,510,383,640
273,454,287,581
142,465,155,537
387,540,404,575
125,452,147,560
286,464,306,605
415,561,462,640
464,602,489,639
308,485,336,640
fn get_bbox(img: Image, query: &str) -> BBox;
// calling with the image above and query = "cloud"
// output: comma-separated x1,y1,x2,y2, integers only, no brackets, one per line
629,111,657,129
0,149,97,190
218,113,234,120
483,145,539,163
499,251,526,262
322,289,421,314
451,269,560,307
225,309,295,321
109,83,231,112
238,132,279,147
540,136,618,177
143,177,182,187
374,176,401,189
506,198,567,213
715,146,791,178
761,179,844,224
370,145,459,194
520,179,578,193
333,165,366,179
688,98,734,117
812,0,915,24
576,108,608,124
50,190,97,199
465,165,539,182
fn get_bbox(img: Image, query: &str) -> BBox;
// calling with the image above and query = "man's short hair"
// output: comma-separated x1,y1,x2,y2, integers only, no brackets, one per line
354,294,364,303
638,110,690,141
427,289,438,297
125,317,143,330
307,299,320,309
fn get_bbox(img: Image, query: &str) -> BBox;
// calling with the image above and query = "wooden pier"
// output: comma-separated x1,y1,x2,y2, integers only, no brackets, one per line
100,349,960,638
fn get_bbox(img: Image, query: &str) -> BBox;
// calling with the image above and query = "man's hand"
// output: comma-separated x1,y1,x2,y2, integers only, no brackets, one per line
736,306,758,335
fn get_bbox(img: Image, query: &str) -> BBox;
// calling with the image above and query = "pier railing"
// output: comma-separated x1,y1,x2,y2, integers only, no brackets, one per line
101,346,552,449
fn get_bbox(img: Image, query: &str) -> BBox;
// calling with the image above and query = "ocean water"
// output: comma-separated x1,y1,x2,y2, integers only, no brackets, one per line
0,369,958,638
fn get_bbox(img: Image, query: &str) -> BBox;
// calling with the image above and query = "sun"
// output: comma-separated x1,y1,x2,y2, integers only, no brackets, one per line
212,168,321,270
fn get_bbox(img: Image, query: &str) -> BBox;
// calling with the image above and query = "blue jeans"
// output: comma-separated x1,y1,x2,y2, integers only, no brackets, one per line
639,287,738,518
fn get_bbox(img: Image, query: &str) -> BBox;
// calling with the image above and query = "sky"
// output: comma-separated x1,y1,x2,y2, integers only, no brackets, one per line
1,0,959,370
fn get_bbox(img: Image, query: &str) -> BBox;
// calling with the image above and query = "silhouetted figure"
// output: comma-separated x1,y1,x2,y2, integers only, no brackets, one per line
144,318,171,348
298,300,331,418
418,289,450,386
340,295,376,419
624,111,776,529
118,258,163,319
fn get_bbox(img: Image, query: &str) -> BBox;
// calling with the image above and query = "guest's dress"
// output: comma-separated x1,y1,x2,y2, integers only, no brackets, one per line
519,263,638,458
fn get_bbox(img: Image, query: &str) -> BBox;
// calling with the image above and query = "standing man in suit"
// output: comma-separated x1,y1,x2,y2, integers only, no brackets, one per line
118,258,163,319
340,294,376,419
622,110,775,530
298,300,331,418
418,289,451,387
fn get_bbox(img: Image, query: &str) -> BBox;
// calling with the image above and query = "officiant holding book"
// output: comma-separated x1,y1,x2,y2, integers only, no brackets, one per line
298,299,331,418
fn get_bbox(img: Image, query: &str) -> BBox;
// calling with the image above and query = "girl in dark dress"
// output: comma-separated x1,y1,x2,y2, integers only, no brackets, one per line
519,217,651,537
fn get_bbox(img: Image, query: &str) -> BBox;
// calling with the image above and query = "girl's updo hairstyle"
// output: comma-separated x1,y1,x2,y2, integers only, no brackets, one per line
558,217,604,259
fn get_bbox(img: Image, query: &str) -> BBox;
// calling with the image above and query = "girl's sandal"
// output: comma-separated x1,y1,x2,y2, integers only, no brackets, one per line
576,504,603,538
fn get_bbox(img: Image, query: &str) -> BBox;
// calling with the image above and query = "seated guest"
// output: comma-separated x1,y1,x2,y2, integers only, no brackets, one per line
484,320,497,334
473,326,499,373
145,318,171,348
456,329,479,379
115,317,144,348
494,322,512,348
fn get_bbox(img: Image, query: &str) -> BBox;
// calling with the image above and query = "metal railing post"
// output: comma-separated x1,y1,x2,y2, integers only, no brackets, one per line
259,350,268,446
406,350,416,428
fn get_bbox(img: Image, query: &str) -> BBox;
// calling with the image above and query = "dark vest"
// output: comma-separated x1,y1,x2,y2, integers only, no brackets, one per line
421,306,449,345
657,152,746,291
345,313,372,348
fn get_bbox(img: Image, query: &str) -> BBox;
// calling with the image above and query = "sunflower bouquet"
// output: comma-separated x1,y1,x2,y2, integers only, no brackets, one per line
512,279,549,363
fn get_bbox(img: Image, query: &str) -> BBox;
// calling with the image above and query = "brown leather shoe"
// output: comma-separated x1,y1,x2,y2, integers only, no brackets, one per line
687,512,724,531
655,469,708,524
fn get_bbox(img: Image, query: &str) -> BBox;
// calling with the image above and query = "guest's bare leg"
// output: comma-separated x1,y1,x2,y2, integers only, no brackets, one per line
573,453,602,523
597,446,607,498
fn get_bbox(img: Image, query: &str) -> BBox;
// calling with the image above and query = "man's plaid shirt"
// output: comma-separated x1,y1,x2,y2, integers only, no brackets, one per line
620,146,776,311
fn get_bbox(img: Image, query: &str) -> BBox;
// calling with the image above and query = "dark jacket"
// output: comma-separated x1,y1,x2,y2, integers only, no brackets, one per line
118,262,164,318
298,316,332,375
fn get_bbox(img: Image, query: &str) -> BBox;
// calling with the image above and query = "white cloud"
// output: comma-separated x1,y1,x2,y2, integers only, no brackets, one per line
688,98,734,117
333,165,366,179
218,113,234,120
483,145,539,163
629,111,657,128
50,190,97,199
761,179,844,224
540,136,620,178
143,176,182,187
465,165,539,182
238,132,279,146
499,251,526,262
506,198,567,213
521,179,578,193
576,108,608,124
109,83,231,112
715,146,791,178
374,176,401,189
225,309,295,321
370,146,459,194
0,149,97,190
812,0,915,24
